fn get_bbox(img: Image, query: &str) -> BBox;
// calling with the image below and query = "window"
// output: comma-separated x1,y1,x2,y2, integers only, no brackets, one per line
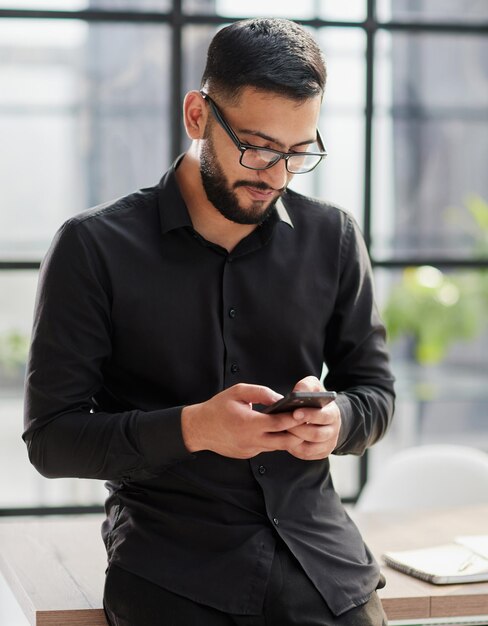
1,0,487,514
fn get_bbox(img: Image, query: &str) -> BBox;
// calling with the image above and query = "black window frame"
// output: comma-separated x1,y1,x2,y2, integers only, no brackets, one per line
0,0,487,516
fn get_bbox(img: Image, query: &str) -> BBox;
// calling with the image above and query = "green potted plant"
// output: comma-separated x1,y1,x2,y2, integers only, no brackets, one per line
383,195,488,367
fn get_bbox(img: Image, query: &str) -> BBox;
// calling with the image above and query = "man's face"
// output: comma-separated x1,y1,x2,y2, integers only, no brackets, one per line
199,87,322,225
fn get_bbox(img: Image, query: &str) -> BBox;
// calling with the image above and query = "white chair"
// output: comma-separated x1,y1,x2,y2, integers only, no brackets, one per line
355,444,488,512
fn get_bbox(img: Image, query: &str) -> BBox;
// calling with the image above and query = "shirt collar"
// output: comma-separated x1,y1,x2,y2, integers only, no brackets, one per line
275,197,294,228
158,156,193,235
158,156,295,235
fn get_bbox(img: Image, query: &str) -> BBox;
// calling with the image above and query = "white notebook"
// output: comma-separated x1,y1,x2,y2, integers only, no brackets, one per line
383,535,488,585
456,535,488,559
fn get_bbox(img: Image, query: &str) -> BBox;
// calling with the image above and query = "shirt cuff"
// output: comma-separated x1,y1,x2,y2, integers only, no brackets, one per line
136,406,194,471
333,393,353,453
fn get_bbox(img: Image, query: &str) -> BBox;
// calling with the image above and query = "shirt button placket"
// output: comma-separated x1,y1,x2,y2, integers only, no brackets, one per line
222,257,239,384
227,308,239,374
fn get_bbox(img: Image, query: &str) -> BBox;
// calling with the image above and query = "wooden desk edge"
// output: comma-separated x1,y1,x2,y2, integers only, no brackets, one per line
37,608,107,626
380,595,431,621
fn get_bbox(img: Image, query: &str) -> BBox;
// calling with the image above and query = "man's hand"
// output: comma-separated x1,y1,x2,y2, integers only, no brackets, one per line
181,383,311,459
284,376,341,461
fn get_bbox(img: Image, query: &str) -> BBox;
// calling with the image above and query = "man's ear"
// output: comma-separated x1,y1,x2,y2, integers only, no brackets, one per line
182,90,208,140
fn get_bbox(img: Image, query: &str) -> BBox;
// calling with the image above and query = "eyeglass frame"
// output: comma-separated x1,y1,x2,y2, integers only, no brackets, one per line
199,90,327,174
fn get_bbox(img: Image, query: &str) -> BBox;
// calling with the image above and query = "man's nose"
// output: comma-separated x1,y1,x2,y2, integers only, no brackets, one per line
259,158,290,190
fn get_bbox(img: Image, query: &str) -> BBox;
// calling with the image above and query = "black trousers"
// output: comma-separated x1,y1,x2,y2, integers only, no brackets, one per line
104,542,388,626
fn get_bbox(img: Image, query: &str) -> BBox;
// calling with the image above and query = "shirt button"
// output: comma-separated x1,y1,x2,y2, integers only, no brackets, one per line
228,308,237,318
273,517,279,526
258,465,266,475
230,363,239,374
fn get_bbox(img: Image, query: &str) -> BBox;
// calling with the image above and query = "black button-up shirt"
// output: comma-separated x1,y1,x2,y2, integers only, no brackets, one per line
24,159,395,616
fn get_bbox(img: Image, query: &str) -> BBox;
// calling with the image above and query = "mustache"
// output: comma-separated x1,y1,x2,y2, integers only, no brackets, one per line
233,181,287,193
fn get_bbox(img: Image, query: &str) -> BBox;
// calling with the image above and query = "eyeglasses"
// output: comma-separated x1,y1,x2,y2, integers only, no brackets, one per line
200,91,327,175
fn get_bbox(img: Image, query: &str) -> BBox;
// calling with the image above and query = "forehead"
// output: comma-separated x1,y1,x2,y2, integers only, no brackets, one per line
221,87,322,146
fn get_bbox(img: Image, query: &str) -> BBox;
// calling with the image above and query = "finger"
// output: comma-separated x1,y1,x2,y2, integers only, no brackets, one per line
261,411,308,433
287,423,335,443
288,441,335,461
232,383,283,406
292,375,324,393
291,404,336,424
262,431,305,451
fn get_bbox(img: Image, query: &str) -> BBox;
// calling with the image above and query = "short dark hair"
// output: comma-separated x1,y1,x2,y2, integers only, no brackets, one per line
201,18,326,102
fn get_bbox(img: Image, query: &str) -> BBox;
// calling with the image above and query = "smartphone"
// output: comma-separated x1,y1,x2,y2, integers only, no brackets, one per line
263,391,337,414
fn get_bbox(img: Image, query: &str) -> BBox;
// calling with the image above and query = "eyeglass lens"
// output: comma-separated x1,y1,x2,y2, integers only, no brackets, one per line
240,148,322,174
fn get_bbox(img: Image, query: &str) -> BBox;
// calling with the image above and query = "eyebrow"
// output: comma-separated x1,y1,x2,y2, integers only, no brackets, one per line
237,127,317,151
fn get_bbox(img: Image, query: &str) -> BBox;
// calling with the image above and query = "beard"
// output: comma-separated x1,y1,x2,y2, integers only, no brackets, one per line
199,133,284,226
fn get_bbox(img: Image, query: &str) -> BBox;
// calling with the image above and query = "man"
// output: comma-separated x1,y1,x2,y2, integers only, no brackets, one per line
24,17,394,626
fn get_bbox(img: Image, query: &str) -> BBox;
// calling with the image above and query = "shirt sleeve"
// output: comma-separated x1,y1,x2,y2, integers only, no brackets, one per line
323,215,395,456
23,218,193,481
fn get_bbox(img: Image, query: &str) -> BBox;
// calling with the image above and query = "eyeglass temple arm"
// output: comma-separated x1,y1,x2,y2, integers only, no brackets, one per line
316,128,327,155
199,90,242,149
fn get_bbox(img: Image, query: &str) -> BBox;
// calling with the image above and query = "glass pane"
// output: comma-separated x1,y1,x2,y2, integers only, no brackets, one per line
90,0,171,10
0,270,107,509
371,267,488,475
0,19,171,261
189,0,367,20
0,0,171,11
330,455,360,499
372,31,488,261
378,267,488,367
182,24,216,106
377,0,488,23
313,27,365,224
184,0,366,21
0,271,35,509
187,0,318,18
181,0,213,13
318,0,366,21
0,0,87,8
0,271,36,393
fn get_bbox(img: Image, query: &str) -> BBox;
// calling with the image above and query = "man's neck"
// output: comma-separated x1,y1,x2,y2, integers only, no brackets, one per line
175,153,257,253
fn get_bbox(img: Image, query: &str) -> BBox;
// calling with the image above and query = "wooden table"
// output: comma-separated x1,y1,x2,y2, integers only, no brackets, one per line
1,506,488,625
350,504,488,622
0,515,108,626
